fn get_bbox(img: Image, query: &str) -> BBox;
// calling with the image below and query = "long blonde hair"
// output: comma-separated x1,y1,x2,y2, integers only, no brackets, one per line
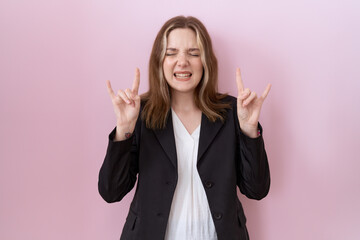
141,16,230,129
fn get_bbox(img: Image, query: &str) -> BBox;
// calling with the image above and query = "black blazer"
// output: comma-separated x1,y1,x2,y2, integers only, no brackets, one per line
98,95,270,240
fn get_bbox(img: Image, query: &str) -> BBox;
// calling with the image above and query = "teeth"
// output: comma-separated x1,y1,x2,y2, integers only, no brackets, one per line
175,73,191,77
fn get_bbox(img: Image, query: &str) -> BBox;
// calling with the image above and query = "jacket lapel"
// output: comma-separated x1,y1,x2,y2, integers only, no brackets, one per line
153,112,224,168
153,113,177,168
198,113,224,161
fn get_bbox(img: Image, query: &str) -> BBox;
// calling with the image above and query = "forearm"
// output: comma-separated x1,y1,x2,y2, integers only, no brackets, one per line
237,125,270,200
98,128,138,203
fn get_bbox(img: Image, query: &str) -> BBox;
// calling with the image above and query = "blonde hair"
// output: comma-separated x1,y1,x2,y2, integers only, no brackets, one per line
141,16,230,129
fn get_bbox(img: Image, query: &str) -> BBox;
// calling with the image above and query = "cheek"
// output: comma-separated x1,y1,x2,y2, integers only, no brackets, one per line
193,60,204,75
163,59,173,73
163,60,174,81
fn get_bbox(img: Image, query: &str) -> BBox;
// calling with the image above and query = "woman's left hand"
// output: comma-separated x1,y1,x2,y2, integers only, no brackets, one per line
236,68,271,138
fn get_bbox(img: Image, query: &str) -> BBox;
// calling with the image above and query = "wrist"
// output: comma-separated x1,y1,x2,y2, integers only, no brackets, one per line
115,122,136,141
240,124,260,138
243,129,259,138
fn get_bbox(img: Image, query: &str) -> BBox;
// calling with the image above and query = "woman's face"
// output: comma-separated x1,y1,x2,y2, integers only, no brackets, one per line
163,28,204,95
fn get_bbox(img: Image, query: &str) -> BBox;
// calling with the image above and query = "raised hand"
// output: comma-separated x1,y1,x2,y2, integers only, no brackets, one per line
106,68,141,141
236,68,271,138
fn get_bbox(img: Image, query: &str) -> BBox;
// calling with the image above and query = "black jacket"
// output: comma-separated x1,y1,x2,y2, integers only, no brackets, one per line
98,95,270,240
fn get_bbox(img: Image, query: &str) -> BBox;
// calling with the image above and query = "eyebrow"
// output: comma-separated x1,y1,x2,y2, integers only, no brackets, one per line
166,48,200,51
189,48,200,52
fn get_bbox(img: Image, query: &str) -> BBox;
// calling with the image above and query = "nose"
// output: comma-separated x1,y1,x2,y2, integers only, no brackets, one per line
176,52,189,67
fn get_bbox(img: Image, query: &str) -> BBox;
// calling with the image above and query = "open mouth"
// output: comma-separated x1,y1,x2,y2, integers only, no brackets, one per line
174,72,192,79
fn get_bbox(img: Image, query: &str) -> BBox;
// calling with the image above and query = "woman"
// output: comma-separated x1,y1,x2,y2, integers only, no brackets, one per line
99,16,271,240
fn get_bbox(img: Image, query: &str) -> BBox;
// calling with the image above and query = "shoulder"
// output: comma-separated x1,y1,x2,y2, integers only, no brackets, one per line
220,94,237,104
217,93,237,111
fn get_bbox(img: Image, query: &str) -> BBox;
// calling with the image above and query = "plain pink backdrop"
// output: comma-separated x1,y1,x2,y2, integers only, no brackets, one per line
1,0,359,239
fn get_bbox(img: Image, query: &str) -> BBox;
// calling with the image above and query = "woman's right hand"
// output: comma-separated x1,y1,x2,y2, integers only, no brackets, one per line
106,68,141,141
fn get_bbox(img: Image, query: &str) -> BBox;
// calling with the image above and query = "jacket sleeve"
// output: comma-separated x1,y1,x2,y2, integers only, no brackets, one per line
98,125,139,203
234,101,271,200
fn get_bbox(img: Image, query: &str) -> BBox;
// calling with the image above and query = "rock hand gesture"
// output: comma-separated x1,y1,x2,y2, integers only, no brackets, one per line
106,68,141,141
236,68,271,138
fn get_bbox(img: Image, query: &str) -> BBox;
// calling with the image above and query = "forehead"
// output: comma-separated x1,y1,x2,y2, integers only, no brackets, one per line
166,28,198,48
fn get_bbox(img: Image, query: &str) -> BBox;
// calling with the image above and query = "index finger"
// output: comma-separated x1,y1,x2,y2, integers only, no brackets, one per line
132,68,140,95
236,68,244,94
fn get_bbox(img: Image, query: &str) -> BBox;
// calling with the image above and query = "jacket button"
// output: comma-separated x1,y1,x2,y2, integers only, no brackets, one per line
213,213,222,220
205,181,214,188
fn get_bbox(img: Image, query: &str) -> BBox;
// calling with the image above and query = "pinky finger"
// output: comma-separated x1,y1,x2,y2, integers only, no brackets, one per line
261,84,272,99
106,80,116,99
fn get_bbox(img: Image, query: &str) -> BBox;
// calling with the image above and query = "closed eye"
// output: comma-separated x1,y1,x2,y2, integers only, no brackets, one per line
188,48,200,57
166,48,177,56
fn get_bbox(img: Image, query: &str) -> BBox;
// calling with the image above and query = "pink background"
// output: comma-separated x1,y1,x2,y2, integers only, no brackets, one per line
1,0,359,239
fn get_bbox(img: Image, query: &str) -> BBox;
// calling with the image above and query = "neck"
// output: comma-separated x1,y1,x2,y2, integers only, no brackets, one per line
171,91,198,112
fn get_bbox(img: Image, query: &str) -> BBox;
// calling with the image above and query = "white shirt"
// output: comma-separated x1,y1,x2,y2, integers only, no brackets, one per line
164,109,217,240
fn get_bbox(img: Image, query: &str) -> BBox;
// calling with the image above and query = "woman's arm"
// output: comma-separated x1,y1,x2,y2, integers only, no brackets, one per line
98,126,140,203
234,67,271,199
235,121,270,200
99,68,141,203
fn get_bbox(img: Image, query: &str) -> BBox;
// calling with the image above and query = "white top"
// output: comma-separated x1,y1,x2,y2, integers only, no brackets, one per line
164,109,217,240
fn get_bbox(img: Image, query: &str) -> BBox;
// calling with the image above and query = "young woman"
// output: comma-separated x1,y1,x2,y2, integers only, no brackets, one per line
99,16,271,240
